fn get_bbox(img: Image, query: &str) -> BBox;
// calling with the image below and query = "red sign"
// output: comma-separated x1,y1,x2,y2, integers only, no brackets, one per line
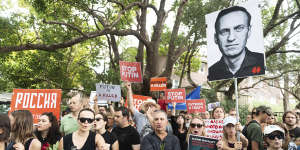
10,89,62,124
150,77,167,91
125,95,152,110
119,61,142,83
186,99,206,113
165,88,186,103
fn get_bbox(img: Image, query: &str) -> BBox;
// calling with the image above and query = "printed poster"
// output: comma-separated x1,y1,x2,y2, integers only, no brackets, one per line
119,61,143,83
188,134,218,150
165,88,186,103
186,99,206,113
150,77,167,91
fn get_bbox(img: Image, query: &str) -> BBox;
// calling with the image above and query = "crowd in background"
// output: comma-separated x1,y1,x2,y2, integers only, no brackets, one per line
1,82,300,150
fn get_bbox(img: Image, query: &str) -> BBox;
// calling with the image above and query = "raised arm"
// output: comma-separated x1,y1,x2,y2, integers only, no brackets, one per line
172,102,176,116
125,81,135,114
107,101,115,114
94,95,99,114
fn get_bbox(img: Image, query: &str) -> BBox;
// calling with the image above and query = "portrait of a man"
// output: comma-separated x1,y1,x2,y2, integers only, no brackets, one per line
207,5,265,81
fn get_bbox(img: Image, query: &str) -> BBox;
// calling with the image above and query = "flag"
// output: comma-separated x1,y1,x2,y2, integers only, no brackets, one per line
168,86,201,110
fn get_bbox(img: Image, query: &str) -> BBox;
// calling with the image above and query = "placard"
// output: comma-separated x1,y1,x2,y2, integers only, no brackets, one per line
188,135,218,150
119,61,142,83
207,102,220,111
89,91,107,106
204,119,224,140
96,83,121,102
186,99,206,113
10,89,62,124
165,88,186,103
150,77,167,91
125,95,152,110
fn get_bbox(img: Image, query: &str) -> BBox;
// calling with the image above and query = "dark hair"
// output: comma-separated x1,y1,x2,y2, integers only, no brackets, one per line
78,108,95,119
10,110,34,144
115,107,130,119
212,106,225,119
282,111,298,123
251,107,256,119
35,112,61,145
215,6,251,31
97,112,108,122
0,114,10,141
255,105,271,116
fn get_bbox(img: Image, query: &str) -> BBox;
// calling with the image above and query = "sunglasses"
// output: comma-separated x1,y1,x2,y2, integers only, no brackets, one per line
79,118,94,124
190,123,204,128
95,118,103,122
267,134,284,140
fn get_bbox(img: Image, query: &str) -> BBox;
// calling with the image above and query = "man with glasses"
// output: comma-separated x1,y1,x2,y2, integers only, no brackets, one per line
246,105,272,150
283,111,300,139
208,6,265,81
141,110,181,150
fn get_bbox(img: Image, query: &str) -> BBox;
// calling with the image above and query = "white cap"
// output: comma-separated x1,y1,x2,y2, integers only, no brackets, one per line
264,125,285,136
144,98,156,104
223,116,237,126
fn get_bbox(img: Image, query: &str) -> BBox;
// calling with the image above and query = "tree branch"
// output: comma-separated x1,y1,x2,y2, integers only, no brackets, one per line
274,50,300,54
43,20,88,37
263,0,284,37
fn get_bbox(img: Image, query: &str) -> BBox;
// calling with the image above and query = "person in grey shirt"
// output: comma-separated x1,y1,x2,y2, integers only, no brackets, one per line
141,110,181,150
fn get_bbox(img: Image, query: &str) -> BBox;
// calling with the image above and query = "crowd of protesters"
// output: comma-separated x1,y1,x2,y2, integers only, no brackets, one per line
1,82,300,150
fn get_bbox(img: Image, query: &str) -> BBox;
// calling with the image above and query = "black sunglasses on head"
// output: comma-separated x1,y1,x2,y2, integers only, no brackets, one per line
267,133,284,140
79,117,94,124
190,123,204,128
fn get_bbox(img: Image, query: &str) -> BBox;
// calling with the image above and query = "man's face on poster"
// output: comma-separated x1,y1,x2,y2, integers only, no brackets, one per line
215,10,251,58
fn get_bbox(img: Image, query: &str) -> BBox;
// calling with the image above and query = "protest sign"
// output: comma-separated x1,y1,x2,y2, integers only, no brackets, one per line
96,83,121,102
10,89,62,124
119,61,142,83
165,88,186,103
186,99,206,113
207,102,220,111
204,119,224,140
150,77,167,91
89,91,107,106
125,95,152,110
188,134,218,150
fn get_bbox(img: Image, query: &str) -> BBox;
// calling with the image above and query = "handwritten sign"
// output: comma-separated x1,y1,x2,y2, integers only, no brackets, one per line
165,88,186,103
125,95,152,110
119,61,142,83
10,89,62,124
188,135,218,150
207,102,220,111
150,77,167,91
89,91,107,105
96,83,121,102
204,119,223,140
186,99,206,113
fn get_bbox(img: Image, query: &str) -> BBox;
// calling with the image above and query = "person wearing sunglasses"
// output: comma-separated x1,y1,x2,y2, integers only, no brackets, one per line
58,108,108,150
94,112,119,150
263,125,286,150
217,116,248,150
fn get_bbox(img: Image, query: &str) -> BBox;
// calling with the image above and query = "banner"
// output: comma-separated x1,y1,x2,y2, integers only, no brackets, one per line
186,99,206,113
89,91,107,106
96,83,121,102
119,61,142,83
207,102,220,111
188,135,218,150
204,119,224,140
165,88,186,103
150,77,167,91
10,89,62,124
125,95,152,110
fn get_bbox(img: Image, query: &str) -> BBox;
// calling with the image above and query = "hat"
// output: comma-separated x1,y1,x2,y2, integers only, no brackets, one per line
264,125,285,136
223,116,237,126
144,99,157,104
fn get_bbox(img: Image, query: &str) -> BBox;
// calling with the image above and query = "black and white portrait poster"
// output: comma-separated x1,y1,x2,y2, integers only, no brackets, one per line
206,0,266,81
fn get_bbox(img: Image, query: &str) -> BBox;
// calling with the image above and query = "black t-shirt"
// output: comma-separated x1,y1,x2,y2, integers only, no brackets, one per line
112,125,140,150
289,127,300,139
101,130,117,150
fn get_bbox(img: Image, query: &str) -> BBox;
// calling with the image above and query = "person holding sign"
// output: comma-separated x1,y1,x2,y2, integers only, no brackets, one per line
184,116,206,150
208,6,265,81
217,116,248,150
212,106,225,119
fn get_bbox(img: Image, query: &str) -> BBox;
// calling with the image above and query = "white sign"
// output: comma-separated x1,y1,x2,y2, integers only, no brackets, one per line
89,91,107,106
96,83,121,102
204,119,223,140
207,102,220,111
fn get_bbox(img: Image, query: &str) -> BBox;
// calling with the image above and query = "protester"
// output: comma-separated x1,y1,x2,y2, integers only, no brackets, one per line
273,122,297,150
8,110,41,150
217,116,248,149
184,113,193,128
212,106,225,119
141,110,181,150
106,112,115,132
112,107,140,150
35,112,61,150
267,114,277,125
202,111,211,119
283,111,300,140
228,108,237,117
183,116,206,150
60,94,82,135
0,114,10,150
58,108,108,150
94,112,119,150
171,102,187,150
246,105,271,150
263,125,285,150
293,109,300,127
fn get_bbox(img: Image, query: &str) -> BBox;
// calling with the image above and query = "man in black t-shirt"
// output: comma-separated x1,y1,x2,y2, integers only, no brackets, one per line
112,107,140,150
283,111,300,139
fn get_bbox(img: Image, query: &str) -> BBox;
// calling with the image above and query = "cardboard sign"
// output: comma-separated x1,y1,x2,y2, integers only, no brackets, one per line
119,61,142,83
10,89,62,124
186,99,206,113
150,77,167,91
204,119,224,140
96,83,121,102
165,88,186,103
188,135,218,150
89,91,107,106
207,102,220,111
125,95,152,110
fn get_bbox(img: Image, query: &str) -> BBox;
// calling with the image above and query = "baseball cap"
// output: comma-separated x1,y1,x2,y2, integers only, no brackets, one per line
144,98,157,104
264,125,285,136
223,116,237,126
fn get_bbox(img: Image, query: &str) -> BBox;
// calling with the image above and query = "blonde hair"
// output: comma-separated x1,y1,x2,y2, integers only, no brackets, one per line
186,115,206,142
